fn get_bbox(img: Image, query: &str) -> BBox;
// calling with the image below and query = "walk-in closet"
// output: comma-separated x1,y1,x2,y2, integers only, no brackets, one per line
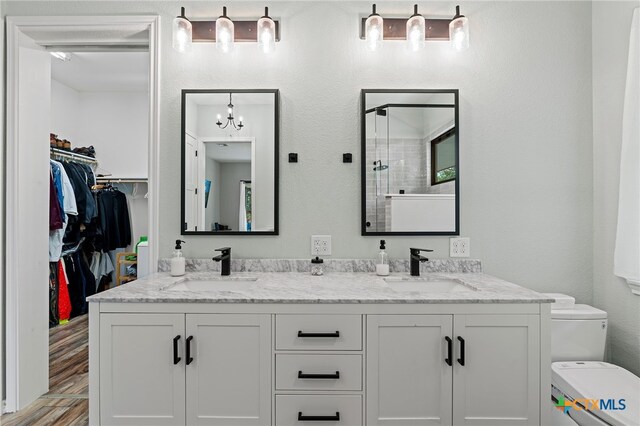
46,50,150,414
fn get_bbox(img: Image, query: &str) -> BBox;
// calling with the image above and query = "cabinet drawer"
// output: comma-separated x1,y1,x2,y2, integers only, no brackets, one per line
276,315,362,350
276,395,362,426
276,354,362,391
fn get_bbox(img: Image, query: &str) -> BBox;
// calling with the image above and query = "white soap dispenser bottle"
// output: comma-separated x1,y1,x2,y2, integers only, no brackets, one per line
170,239,186,277
376,239,390,276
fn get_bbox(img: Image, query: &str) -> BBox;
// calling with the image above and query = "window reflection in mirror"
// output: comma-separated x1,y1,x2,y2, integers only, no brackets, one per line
181,90,278,235
361,90,459,235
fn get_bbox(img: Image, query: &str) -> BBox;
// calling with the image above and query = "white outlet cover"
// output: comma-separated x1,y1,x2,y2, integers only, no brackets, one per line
449,237,470,258
311,235,332,256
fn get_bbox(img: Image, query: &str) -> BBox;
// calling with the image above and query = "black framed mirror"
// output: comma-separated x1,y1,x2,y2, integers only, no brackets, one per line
181,89,279,235
361,89,459,236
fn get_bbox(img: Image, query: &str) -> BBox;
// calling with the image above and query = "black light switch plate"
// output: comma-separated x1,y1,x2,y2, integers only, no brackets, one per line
343,153,353,163
289,153,298,163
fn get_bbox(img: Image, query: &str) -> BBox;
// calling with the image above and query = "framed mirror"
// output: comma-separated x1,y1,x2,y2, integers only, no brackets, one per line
181,89,279,235
361,89,459,235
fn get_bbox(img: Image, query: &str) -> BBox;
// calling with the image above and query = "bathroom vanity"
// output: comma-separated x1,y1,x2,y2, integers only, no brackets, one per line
88,266,552,426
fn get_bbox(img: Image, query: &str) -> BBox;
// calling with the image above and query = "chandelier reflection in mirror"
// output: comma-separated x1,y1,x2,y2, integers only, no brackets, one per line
216,93,244,131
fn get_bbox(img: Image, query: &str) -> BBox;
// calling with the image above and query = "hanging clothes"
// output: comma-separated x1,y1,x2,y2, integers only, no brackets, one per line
49,263,59,327
61,161,97,224
50,160,78,262
58,260,72,324
96,188,132,251
49,174,63,231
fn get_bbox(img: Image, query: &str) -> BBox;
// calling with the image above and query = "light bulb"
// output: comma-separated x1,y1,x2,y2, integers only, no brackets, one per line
257,7,276,53
365,4,383,52
217,114,222,120
228,107,233,115
238,116,243,123
172,7,192,53
406,5,425,52
449,6,469,51
216,7,235,53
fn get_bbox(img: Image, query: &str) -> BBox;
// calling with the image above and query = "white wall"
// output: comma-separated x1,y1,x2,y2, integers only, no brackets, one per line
1,1,595,303
592,2,640,376
51,79,80,142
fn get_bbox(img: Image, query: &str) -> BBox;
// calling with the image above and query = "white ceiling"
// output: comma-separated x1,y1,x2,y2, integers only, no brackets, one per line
51,51,149,92
365,92,455,109
204,141,252,162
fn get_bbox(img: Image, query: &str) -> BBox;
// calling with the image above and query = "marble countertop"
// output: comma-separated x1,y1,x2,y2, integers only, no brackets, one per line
87,271,553,304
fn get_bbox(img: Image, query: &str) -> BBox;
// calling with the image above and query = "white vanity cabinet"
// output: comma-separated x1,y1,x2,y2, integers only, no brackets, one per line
97,312,271,425
367,314,541,426
91,302,549,426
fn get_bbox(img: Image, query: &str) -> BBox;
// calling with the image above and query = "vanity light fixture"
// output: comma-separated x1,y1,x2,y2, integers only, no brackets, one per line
216,6,235,53
364,4,384,51
172,7,192,52
257,7,276,53
172,6,280,52
360,4,469,50
449,5,469,51
216,93,244,131
406,4,425,52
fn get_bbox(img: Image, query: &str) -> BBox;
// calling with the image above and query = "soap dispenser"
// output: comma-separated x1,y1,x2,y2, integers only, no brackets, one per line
171,240,186,277
376,240,389,276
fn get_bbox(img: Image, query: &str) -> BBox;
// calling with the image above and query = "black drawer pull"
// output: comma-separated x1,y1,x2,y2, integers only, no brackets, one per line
186,336,194,365
298,370,340,379
298,412,340,422
445,336,452,366
173,335,181,365
457,336,465,366
297,331,340,338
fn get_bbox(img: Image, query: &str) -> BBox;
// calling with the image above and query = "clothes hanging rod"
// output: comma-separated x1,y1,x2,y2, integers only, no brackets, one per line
50,147,98,164
96,177,148,183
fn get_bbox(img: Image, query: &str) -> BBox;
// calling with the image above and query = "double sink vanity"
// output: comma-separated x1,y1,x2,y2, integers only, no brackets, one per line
88,259,552,425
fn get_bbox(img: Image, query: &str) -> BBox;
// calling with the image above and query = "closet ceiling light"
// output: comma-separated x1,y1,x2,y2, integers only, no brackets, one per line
50,51,71,61
359,4,469,51
216,93,244,131
172,5,280,53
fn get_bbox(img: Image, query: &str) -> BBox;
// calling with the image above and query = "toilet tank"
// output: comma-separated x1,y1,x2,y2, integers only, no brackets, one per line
546,294,608,362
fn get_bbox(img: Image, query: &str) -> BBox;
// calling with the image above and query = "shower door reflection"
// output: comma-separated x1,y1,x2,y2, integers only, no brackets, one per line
362,90,459,235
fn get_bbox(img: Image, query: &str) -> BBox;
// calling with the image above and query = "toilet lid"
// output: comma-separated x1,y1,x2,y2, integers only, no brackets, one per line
552,361,640,426
550,304,607,320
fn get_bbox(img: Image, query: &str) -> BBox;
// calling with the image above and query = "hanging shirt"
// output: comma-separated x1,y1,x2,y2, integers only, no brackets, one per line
49,174,63,231
50,161,79,262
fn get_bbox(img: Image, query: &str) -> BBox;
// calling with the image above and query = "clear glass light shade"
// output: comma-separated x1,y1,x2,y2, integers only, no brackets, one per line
257,16,276,53
172,17,192,52
365,15,384,51
216,16,235,53
449,16,469,51
406,15,425,51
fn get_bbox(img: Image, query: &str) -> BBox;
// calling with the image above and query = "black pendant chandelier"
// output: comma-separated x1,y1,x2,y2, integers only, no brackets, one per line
216,93,244,130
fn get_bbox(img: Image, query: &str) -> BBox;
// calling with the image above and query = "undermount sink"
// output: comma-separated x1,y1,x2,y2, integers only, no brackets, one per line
166,277,258,292
383,277,477,293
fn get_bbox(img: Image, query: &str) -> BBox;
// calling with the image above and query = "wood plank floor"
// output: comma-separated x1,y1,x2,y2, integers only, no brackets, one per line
1,315,89,426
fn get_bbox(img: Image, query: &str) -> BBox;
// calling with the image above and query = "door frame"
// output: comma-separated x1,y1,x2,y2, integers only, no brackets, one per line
4,15,161,412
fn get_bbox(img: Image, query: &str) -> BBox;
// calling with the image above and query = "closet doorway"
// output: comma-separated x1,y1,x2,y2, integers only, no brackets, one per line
4,16,160,414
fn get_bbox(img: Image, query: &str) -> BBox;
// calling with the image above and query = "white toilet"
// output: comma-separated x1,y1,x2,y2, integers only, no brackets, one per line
546,293,640,426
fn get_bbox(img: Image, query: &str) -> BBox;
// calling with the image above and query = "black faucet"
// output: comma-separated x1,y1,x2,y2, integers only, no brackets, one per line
410,248,433,276
213,247,231,276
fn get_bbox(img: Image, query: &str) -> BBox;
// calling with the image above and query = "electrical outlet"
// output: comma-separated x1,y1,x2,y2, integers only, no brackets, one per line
311,235,332,256
450,237,470,258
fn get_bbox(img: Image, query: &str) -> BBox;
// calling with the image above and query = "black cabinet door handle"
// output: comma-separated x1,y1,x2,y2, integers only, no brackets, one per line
298,371,340,379
173,335,181,365
186,336,194,365
297,331,340,338
457,336,465,366
298,412,340,422
445,336,452,366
